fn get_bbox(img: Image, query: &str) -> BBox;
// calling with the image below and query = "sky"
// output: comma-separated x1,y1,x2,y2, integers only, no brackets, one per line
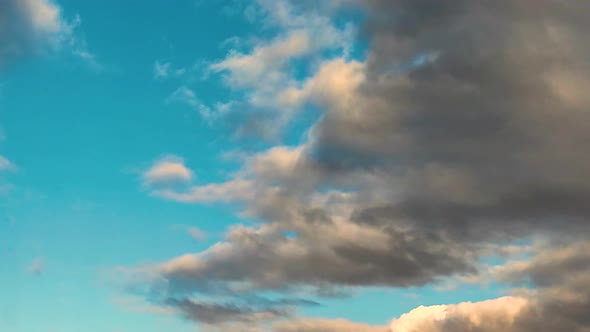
1,1,590,331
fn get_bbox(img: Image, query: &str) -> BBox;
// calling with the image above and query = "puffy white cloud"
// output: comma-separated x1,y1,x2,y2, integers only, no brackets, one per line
390,296,528,332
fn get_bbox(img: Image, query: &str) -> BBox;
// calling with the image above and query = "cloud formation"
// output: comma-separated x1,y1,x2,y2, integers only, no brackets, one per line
132,0,590,330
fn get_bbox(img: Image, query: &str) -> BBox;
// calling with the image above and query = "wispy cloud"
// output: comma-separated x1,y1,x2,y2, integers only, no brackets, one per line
166,86,212,119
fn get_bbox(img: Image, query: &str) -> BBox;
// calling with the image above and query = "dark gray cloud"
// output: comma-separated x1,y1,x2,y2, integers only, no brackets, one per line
158,221,476,294
167,298,286,326
494,241,590,332
313,0,590,240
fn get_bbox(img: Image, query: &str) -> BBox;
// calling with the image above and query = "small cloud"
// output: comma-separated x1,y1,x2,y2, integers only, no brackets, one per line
28,258,45,275
0,155,16,172
153,61,171,79
188,227,207,241
173,67,186,76
143,155,193,186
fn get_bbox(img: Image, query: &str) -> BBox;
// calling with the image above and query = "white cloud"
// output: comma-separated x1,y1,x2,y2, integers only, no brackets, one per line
389,297,528,332
21,0,62,33
211,30,313,89
185,0,356,133
143,155,193,185
153,179,254,203
271,296,528,332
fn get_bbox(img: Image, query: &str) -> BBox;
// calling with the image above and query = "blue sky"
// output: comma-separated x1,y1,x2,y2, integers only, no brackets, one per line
2,1,590,332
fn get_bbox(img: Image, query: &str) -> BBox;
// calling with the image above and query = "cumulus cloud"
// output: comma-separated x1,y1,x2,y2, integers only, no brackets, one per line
130,0,590,330
0,0,97,68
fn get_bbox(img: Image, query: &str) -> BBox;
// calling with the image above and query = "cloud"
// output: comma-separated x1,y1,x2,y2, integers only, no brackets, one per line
28,258,45,275
0,0,97,68
113,295,175,316
130,0,590,330
166,86,212,119
389,297,528,332
154,61,186,79
201,0,355,137
302,0,590,246
188,227,207,241
153,61,171,79
153,179,254,203
168,298,287,326
273,318,387,332
143,155,193,186
0,156,15,172
384,242,590,332
156,220,474,293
